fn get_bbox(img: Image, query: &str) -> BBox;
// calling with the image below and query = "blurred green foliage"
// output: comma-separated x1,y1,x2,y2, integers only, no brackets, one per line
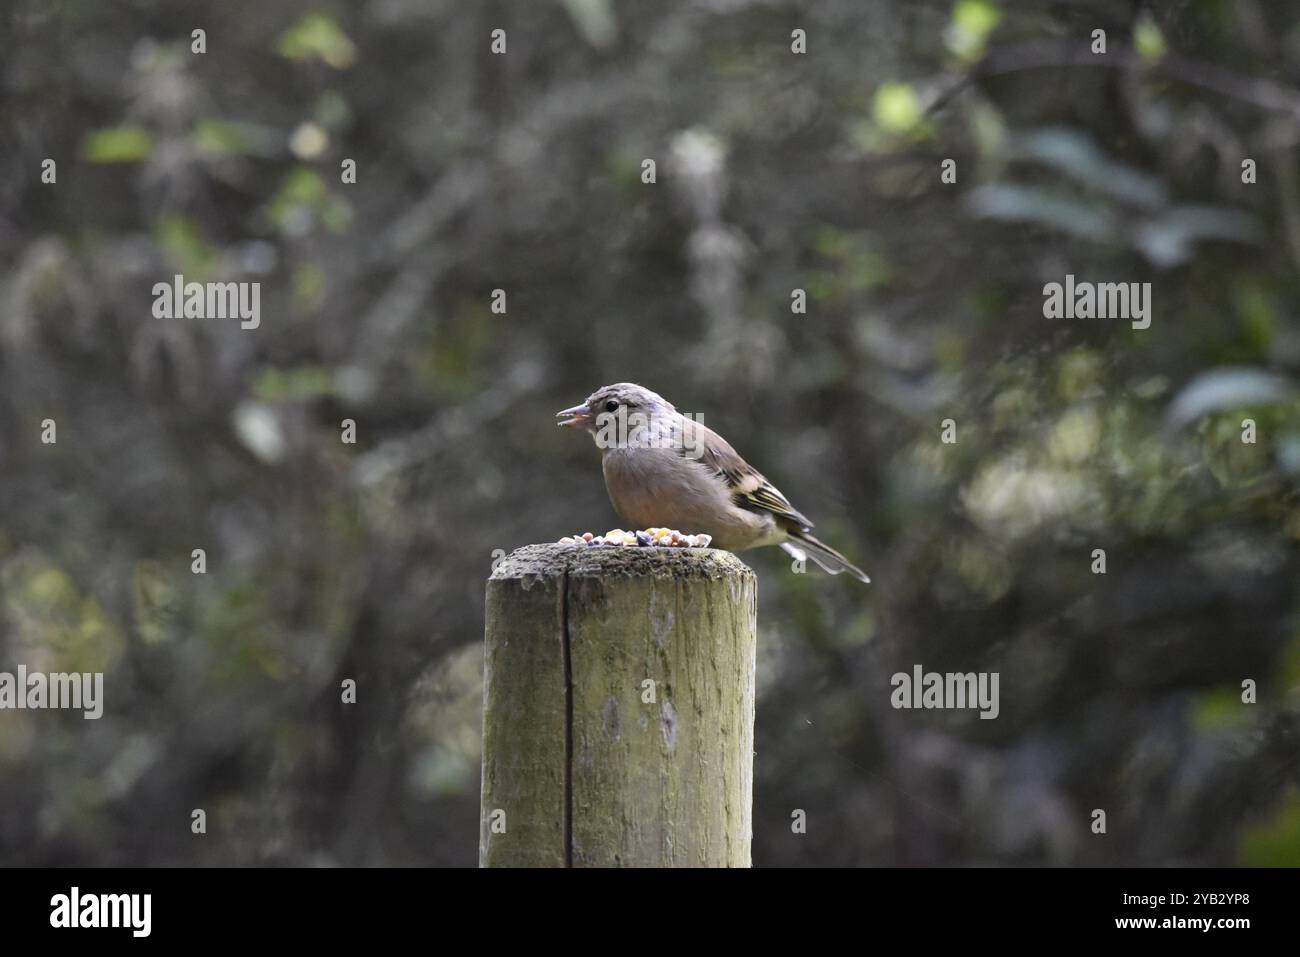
0,0,1297,867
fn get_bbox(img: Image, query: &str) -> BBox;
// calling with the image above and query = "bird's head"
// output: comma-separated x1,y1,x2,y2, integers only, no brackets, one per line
555,382,675,436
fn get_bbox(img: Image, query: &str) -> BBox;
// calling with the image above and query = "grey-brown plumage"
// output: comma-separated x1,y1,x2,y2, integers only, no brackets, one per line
557,382,870,583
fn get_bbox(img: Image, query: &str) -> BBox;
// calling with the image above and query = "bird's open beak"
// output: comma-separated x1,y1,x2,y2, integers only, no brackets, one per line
555,404,592,429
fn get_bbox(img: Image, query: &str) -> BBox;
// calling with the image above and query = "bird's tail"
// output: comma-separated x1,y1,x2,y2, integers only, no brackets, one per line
782,530,870,584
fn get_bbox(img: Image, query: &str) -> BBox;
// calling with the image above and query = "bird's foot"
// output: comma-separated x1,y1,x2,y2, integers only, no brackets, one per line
558,528,713,549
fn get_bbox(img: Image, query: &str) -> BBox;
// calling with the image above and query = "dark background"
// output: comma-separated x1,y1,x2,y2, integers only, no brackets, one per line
1,0,1298,866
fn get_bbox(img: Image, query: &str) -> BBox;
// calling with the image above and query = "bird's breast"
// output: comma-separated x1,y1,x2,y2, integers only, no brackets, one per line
600,447,773,549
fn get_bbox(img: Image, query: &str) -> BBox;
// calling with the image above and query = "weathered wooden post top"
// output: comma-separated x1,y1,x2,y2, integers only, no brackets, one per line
480,542,757,867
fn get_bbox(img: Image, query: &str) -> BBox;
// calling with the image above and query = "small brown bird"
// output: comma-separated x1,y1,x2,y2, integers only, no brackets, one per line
557,382,870,582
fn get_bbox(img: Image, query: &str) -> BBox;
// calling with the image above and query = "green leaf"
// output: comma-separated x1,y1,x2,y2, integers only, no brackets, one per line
966,184,1115,240
192,119,256,156
278,13,357,69
945,0,1001,62
1134,14,1166,62
1233,281,1277,353
268,167,353,237
562,0,618,49
1165,367,1294,431
291,262,328,316
1011,128,1165,209
83,126,154,163
1238,791,1300,866
253,365,335,401
873,82,923,134
155,214,216,278
1135,205,1259,267
1191,685,1253,731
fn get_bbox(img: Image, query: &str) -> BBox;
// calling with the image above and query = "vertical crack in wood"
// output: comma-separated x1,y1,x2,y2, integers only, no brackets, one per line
561,568,573,867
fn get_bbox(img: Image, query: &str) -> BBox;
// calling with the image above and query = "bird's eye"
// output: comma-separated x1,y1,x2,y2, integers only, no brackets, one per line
604,400,619,413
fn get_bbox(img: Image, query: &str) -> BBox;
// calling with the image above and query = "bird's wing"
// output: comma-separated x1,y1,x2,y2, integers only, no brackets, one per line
681,417,815,530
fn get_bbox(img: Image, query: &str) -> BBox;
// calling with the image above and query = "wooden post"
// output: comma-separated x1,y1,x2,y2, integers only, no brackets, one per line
480,543,757,867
